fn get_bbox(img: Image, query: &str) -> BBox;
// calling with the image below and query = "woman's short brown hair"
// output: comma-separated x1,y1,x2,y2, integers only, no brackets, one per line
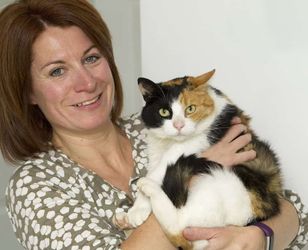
0,0,123,164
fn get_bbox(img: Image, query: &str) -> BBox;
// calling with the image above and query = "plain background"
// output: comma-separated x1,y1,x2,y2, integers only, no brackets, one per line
0,0,307,249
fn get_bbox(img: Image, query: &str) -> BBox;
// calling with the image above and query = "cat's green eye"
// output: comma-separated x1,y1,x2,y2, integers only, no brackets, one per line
185,105,196,114
159,108,170,117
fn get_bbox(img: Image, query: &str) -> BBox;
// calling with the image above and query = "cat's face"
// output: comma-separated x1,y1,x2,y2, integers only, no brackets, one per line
139,70,216,140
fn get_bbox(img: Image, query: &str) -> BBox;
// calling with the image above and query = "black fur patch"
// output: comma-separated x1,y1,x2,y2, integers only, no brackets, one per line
162,155,222,208
141,83,187,128
207,104,241,145
209,86,224,96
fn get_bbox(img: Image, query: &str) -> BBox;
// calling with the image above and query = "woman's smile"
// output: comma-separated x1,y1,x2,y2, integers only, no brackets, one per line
72,93,102,108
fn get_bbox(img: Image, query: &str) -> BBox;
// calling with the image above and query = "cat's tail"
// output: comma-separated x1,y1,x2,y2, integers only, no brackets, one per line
234,136,283,220
162,154,222,208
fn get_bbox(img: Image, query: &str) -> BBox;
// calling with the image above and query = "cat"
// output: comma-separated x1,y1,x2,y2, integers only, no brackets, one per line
115,69,283,250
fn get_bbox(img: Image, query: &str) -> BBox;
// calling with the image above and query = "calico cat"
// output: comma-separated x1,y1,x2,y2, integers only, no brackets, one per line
115,70,283,250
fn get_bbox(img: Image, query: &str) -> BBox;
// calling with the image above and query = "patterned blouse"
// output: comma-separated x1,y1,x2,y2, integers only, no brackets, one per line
5,113,308,250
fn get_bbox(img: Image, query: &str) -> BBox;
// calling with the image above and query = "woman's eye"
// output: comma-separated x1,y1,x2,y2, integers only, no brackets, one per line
84,55,100,64
159,108,170,117
185,104,196,114
50,68,64,77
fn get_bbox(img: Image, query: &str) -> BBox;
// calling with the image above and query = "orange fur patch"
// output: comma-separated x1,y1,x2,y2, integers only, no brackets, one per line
248,191,269,219
239,113,251,126
161,78,186,86
167,233,193,250
187,69,216,87
179,87,214,122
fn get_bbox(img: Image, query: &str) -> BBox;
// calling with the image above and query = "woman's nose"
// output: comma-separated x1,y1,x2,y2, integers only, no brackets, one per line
73,66,96,92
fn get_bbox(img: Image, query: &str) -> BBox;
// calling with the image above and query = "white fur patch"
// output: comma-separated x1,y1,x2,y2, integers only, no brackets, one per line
141,168,253,237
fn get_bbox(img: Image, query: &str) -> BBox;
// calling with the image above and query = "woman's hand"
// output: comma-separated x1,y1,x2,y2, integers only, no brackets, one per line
183,225,265,250
201,117,256,168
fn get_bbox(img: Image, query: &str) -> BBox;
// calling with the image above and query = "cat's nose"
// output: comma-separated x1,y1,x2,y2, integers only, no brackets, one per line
173,120,185,131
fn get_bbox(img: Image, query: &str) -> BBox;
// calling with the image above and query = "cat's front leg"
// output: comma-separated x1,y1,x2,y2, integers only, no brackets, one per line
137,178,180,233
138,177,200,249
114,191,152,229
137,177,164,198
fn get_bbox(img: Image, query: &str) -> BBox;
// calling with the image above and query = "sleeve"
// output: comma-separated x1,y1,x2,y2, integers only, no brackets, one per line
6,164,125,250
283,189,308,250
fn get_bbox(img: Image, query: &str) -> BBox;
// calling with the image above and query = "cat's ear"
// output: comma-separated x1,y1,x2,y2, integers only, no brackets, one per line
138,77,158,102
191,69,216,87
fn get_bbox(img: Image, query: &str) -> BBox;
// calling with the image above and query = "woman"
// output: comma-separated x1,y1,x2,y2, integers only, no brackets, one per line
0,0,307,249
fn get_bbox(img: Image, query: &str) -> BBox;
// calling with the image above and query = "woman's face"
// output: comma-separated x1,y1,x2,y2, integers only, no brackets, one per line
31,26,115,135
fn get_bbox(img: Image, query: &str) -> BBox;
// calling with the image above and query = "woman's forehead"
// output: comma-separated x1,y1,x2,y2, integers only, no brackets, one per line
32,26,94,66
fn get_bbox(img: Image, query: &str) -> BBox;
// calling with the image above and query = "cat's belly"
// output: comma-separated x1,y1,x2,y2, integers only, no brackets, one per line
178,168,254,228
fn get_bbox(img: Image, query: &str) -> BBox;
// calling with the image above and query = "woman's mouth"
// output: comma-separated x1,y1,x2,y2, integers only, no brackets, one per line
73,93,102,107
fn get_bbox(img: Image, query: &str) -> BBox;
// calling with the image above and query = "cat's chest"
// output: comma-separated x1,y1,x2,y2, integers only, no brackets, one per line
148,134,210,167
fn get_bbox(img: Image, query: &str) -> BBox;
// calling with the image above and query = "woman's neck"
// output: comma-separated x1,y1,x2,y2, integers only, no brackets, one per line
52,120,117,159
52,121,131,171
51,120,134,190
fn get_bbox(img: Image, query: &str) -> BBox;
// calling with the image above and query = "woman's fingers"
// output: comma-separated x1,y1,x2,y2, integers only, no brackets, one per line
231,150,257,166
230,133,252,152
201,119,256,168
222,124,247,143
183,227,217,241
231,116,242,125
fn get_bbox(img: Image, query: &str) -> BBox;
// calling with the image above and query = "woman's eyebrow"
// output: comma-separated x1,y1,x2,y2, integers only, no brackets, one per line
40,60,65,70
40,45,97,70
83,45,97,55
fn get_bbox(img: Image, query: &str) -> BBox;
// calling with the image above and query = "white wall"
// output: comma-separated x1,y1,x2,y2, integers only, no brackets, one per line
93,0,143,116
140,0,308,206
0,0,10,7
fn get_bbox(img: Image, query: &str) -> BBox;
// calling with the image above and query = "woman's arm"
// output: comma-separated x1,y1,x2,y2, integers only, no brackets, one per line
262,198,299,250
121,214,176,250
282,190,308,249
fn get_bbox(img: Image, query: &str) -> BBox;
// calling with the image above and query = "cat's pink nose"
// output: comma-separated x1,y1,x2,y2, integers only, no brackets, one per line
173,121,185,131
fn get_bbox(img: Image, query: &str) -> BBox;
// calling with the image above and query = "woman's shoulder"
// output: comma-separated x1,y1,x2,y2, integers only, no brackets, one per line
118,112,143,126
283,189,308,249
6,149,80,196
118,112,146,137
5,150,127,249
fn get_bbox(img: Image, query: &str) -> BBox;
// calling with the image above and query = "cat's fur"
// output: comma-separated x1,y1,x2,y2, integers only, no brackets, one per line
115,70,283,250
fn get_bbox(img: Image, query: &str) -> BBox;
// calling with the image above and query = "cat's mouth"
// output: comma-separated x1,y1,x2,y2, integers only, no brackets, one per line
168,131,190,141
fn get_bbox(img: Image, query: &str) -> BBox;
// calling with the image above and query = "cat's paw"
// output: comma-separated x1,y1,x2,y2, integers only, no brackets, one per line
114,203,151,229
126,204,151,227
137,177,161,197
113,212,132,230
